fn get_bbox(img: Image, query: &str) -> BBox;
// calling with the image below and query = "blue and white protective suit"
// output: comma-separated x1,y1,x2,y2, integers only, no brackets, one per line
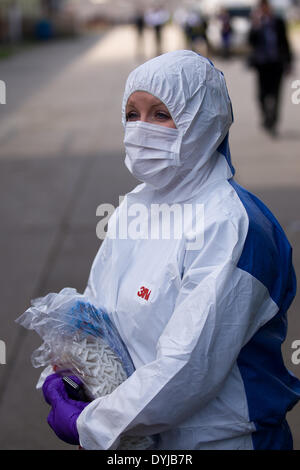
77,51,300,450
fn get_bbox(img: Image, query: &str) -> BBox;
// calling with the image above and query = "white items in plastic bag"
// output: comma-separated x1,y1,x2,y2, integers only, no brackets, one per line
16,287,154,450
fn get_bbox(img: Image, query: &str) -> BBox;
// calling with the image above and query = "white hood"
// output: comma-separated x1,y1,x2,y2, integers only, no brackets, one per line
122,50,235,202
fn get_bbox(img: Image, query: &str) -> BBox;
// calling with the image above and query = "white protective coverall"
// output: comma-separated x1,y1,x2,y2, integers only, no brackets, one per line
76,50,300,450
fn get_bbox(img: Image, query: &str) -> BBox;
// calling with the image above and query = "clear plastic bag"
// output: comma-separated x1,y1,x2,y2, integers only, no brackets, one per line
16,287,154,450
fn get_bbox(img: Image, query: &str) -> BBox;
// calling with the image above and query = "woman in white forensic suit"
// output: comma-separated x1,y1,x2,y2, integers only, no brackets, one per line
60,51,300,449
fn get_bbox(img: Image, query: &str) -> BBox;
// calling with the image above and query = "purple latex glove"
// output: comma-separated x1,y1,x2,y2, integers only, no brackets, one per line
42,373,89,445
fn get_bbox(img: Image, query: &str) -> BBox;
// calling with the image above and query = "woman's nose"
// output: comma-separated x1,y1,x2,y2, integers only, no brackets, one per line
139,113,150,123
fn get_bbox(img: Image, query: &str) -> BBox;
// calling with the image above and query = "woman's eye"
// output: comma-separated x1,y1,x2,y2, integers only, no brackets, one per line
126,111,139,121
155,111,171,120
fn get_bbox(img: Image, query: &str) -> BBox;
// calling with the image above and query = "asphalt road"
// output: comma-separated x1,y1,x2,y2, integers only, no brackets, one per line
0,24,299,449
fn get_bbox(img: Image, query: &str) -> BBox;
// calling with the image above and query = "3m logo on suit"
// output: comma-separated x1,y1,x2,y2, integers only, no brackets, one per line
137,286,151,301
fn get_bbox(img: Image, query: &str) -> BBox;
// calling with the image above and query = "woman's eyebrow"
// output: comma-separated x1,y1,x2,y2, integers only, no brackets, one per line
126,98,170,113
126,102,137,109
151,102,168,108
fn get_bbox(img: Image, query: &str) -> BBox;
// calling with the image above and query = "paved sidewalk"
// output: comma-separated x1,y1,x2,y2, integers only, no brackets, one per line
0,24,299,449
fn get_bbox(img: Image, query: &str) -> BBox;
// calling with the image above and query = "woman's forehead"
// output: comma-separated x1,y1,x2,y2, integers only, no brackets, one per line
126,91,164,108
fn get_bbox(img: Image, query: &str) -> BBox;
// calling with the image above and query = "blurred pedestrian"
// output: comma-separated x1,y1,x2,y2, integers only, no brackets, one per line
7,0,22,44
182,10,210,55
0,9,5,42
248,0,293,136
219,8,233,59
145,6,169,56
133,8,146,60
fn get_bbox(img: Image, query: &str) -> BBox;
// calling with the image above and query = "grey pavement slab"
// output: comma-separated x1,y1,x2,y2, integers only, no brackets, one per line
0,33,108,119
0,24,300,449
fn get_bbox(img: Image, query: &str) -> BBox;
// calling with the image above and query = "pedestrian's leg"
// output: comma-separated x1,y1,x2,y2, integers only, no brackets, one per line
155,26,162,56
257,67,268,127
136,29,143,59
269,65,284,133
259,64,280,133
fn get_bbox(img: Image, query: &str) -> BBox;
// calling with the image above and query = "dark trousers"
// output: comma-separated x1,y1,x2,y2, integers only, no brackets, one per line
256,62,284,130
154,25,162,56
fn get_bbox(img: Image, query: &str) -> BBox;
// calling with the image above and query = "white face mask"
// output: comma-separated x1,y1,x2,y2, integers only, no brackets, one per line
124,121,182,189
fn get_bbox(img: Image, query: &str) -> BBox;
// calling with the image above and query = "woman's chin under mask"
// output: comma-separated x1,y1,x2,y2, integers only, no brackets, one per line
124,154,180,189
